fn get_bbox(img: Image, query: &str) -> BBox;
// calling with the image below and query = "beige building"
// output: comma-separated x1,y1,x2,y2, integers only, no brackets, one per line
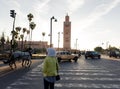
63,14,71,50
18,41,48,50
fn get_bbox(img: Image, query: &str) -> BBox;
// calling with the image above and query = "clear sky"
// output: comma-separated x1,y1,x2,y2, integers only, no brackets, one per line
0,0,120,50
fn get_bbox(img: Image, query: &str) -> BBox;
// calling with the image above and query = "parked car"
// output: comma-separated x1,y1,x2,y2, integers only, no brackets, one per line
85,51,101,59
109,51,120,58
56,51,79,62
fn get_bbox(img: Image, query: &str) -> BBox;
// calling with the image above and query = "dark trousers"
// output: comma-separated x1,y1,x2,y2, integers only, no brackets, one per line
44,78,54,89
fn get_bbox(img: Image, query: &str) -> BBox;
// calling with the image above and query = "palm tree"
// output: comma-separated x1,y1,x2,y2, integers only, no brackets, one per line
42,32,45,47
15,27,21,49
27,13,33,22
23,30,30,48
27,13,34,48
20,34,24,50
15,27,21,39
27,13,33,41
22,28,27,49
30,22,36,41
42,32,45,39
26,30,30,41
15,27,21,32
23,28,27,34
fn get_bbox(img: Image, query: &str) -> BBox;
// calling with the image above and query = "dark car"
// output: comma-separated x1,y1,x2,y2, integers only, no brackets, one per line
85,51,101,59
109,51,120,58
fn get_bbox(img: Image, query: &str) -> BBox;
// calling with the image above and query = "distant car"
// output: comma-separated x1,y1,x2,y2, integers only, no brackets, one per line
85,51,101,59
56,51,79,62
109,51,120,58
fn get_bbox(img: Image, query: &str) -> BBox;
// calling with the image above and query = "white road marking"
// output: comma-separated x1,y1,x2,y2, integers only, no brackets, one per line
5,63,120,89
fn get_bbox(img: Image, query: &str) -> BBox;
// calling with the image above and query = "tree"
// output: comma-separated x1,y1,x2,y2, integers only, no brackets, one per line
24,30,30,48
6,36,10,44
6,36,10,50
27,13,33,40
27,13,33,22
15,27,28,50
15,26,21,32
42,32,45,38
27,13,34,47
26,30,30,40
30,22,36,41
15,26,21,39
15,27,21,49
0,32,5,51
11,40,18,50
94,46,103,53
42,32,45,47
109,47,119,51
23,28,27,33
20,34,24,50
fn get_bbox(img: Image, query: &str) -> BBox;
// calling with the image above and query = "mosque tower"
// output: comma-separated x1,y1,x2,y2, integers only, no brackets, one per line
63,14,71,50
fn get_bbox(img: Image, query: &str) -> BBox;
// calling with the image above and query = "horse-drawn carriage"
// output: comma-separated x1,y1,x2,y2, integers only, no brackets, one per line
3,51,32,69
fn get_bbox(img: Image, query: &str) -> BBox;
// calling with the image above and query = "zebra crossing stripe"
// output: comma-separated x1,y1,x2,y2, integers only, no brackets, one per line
5,63,120,89
55,83,120,88
60,72,116,76
60,77,120,81
60,69,109,72
56,69,120,88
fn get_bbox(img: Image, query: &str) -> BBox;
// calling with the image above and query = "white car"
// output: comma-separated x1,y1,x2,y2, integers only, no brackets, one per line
56,51,79,62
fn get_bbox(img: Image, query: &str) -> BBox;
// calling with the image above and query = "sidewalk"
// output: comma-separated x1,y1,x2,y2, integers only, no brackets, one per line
102,55,120,61
0,59,42,76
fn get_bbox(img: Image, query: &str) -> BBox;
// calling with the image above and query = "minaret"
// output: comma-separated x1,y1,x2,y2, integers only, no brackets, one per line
63,14,71,50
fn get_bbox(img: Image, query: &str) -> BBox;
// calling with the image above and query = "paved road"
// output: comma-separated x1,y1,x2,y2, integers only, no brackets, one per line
56,56,120,89
0,56,120,89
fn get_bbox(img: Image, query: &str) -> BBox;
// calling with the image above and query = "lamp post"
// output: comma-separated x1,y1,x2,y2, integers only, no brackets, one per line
42,32,45,53
58,32,60,51
106,41,109,49
50,16,57,47
76,38,78,51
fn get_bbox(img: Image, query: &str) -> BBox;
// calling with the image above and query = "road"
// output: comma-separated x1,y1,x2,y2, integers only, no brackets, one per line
0,55,120,89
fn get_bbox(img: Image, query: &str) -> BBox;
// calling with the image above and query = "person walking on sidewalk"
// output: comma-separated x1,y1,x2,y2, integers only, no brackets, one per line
42,48,59,89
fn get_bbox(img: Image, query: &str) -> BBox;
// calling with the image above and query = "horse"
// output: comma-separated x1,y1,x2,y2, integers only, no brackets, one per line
3,51,32,69
12,51,32,67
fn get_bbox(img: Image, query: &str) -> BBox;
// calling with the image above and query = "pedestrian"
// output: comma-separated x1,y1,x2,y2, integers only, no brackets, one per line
42,48,59,89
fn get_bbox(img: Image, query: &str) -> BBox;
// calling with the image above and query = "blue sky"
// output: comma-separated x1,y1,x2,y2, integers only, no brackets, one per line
0,0,120,50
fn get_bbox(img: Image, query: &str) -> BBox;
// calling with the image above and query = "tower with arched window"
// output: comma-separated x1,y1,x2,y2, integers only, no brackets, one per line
63,14,71,50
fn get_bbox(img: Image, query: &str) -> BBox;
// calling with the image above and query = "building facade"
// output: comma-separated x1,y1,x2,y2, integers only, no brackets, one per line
18,41,48,50
63,14,71,50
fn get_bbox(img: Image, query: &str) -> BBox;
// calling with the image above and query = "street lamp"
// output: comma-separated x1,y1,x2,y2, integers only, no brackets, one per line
50,16,57,47
42,32,45,49
76,38,78,51
58,32,60,51
106,41,109,49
